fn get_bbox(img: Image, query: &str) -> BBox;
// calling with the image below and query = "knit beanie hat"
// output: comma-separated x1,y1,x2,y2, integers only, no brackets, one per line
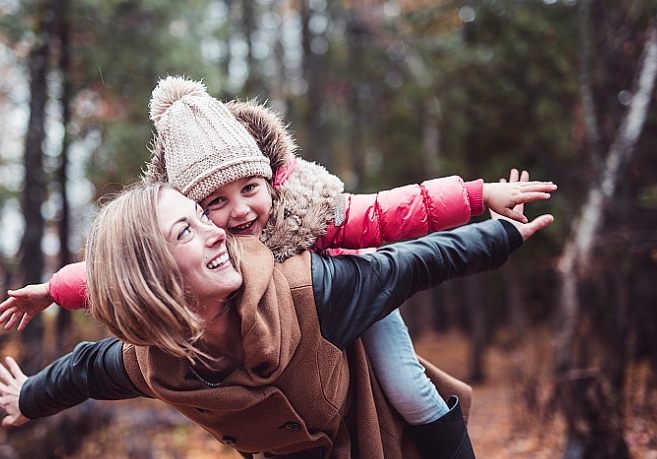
149,76,272,203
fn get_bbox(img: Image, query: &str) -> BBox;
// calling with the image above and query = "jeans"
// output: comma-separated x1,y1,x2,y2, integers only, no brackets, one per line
361,309,449,424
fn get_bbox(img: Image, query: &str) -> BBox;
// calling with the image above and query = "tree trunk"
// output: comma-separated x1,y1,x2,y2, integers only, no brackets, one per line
502,261,524,345
20,0,58,374
268,3,286,108
240,0,260,95
422,97,441,177
346,12,367,189
299,0,328,168
54,0,73,358
465,275,486,383
555,18,657,459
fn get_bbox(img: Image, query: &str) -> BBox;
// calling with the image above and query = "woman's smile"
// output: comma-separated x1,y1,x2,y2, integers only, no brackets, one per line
159,189,243,305
206,252,230,270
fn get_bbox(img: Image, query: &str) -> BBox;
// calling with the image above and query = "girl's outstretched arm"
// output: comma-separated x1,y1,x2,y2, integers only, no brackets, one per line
318,169,555,250
0,261,88,332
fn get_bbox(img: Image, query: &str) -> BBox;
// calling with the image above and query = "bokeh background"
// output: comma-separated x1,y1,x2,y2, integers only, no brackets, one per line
0,1,656,458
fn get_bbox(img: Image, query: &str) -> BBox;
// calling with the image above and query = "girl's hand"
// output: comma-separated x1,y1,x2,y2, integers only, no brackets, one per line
483,168,557,223
0,283,53,331
489,169,555,241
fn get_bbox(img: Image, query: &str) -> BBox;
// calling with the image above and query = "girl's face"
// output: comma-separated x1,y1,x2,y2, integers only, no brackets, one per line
199,176,272,239
158,188,243,308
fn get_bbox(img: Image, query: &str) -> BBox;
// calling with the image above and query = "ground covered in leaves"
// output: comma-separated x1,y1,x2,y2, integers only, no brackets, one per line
2,328,654,458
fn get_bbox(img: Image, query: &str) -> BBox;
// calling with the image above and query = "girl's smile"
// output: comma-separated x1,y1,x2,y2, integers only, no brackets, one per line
200,176,272,239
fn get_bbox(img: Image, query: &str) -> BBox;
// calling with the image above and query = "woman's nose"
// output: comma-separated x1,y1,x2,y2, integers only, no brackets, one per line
205,223,226,245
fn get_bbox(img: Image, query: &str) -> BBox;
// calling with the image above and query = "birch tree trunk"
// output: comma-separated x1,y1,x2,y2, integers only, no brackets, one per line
555,16,657,459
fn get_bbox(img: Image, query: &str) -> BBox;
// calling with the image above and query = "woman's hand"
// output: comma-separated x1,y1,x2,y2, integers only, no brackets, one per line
0,357,29,427
483,168,557,224
0,283,53,331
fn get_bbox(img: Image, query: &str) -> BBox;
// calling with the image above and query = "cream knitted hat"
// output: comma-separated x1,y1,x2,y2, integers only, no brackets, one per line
149,76,272,203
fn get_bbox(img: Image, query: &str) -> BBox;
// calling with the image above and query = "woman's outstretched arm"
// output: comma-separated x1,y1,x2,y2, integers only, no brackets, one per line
0,338,144,424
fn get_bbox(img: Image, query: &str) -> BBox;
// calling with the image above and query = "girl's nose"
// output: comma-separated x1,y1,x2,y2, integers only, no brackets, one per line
230,200,250,218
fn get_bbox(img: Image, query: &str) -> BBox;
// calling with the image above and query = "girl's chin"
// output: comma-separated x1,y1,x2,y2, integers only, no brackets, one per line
231,224,262,238
233,228,257,237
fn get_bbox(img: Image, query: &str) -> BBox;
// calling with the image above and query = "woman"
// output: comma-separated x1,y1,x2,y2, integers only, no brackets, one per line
0,183,553,459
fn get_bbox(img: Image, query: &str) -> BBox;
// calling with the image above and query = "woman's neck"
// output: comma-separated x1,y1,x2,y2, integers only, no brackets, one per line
197,301,244,375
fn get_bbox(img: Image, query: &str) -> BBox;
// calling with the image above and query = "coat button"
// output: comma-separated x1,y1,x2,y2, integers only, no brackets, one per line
220,436,236,446
283,421,301,431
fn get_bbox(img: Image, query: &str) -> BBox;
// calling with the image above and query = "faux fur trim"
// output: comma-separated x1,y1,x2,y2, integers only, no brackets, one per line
226,102,346,260
143,134,168,184
262,158,344,263
225,99,294,174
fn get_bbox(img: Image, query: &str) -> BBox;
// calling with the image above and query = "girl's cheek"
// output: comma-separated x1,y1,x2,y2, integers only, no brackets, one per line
209,212,227,229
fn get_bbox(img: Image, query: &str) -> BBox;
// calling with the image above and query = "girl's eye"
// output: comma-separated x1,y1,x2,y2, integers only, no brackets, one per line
205,197,225,209
243,184,256,193
201,208,211,224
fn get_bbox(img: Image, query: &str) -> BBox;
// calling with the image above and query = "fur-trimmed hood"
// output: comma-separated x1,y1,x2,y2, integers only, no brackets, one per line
144,98,344,262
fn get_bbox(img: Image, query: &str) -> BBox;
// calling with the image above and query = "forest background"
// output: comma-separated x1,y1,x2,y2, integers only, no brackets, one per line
0,0,656,458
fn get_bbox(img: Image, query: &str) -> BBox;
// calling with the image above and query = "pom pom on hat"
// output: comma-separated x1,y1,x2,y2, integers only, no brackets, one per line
149,76,272,203
149,76,209,124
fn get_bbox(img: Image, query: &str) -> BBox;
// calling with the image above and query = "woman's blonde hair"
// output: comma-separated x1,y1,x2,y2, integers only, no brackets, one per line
86,182,239,364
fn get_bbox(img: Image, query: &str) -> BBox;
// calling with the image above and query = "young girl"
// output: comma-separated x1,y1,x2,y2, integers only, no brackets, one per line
0,77,556,458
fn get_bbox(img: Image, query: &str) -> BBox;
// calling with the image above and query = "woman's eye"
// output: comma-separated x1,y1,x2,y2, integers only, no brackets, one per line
201,209,211,223
178,225,192,240
243,184,256,193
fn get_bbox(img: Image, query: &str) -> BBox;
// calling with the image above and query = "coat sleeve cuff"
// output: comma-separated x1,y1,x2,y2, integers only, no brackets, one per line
465,179,485,216
49,262,89,310
499,219,523,252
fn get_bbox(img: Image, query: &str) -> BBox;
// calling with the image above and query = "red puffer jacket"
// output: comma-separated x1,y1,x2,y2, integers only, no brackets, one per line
317,175,483,252
50,170,483,309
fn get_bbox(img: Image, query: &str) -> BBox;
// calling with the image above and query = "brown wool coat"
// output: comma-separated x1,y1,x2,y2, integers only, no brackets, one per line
122,237,447,458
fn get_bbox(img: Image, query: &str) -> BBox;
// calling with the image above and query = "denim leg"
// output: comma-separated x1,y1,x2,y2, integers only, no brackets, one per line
361,309,449,424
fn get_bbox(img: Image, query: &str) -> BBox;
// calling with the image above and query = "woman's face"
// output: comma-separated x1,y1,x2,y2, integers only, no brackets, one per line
158,188,243,306
199,176,272,239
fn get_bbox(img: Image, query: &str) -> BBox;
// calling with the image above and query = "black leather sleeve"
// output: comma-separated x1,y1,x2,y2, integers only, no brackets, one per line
312,219,521,350
19,338,146,419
